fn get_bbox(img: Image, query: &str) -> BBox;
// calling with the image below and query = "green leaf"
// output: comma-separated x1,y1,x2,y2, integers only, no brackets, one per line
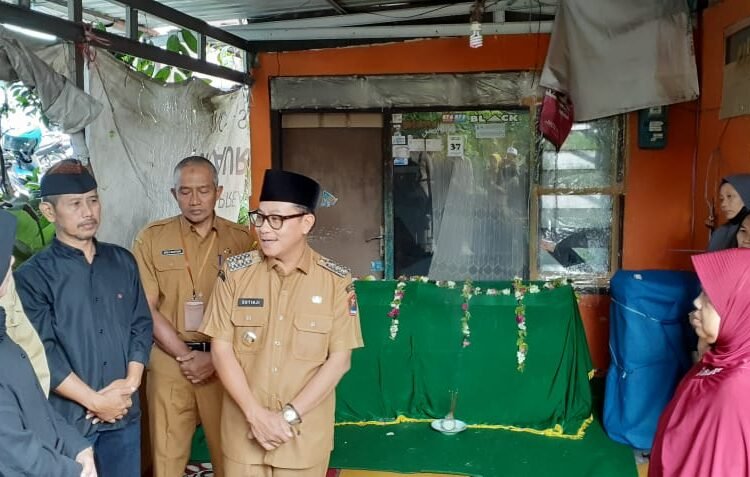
181,29,198,53
144,63,155,76
154,67,171,82
173,70,187,82
166,34,182,53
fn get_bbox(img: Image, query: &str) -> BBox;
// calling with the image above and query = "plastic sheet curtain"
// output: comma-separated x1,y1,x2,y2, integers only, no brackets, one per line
540,0,699,121
87,51,250,248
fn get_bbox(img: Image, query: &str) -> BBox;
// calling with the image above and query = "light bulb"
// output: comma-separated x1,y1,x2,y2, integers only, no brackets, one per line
469,21,483,48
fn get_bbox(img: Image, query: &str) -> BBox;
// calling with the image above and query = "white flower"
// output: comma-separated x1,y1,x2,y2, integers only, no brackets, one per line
501,289,511,296
447,281,456,288
518,322,527,331
529,285,540,294
517,351,526,363
397,281,407,289
513,276,522,281
474,287,482,295
514,291,523,300
420,276,429,283
486,288,498,296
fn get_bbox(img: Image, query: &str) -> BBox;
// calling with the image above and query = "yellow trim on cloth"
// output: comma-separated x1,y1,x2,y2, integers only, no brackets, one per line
335,413,595,441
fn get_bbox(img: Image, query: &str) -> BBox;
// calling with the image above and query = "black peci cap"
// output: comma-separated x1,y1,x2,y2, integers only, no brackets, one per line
40,159,97,197
259,169,321,211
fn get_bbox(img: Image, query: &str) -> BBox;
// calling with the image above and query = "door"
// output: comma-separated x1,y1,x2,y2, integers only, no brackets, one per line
280,113,384,278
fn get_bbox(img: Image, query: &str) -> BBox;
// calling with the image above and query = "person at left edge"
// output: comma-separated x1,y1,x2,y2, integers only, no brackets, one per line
14,160,153,477
0,210,97,477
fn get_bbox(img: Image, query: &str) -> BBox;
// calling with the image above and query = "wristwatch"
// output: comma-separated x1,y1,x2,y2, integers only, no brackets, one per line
282,403,302,425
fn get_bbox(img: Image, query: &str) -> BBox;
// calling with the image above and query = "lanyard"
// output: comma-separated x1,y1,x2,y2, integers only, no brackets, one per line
180,230,217,299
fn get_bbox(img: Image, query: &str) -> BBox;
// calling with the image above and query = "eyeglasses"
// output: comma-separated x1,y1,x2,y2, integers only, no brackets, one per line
249,210,306,230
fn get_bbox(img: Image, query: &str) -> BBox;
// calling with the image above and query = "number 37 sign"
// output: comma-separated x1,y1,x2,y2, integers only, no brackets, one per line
447,135,465,158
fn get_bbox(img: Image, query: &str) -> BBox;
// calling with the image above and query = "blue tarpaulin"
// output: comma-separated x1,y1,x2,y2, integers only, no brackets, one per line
603,270,700,450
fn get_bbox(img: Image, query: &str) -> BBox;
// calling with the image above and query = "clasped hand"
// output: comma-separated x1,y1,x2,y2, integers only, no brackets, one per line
86,379,135,424
247,408,295,451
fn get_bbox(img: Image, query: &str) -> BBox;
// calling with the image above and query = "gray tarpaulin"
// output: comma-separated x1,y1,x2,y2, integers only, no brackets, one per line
87,51,250,248
0,25,102,133
540,0,699,121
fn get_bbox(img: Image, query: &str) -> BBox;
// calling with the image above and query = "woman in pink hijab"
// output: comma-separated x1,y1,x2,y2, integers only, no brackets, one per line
649,248,750,477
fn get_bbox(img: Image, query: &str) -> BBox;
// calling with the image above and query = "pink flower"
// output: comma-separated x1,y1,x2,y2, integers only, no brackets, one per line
462,338,471,348
461,303,469,311
515,315,524,324
388,309,400,318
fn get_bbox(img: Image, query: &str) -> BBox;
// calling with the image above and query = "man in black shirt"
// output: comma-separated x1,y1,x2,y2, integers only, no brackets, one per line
0,210,97,477
15,160,153,477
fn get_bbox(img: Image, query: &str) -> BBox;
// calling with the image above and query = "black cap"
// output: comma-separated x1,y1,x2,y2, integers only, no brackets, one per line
40,159,97,197
0,211,16,281
259,169,321,211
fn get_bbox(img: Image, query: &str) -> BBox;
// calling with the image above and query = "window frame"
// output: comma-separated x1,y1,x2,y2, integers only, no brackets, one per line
528,114,626,286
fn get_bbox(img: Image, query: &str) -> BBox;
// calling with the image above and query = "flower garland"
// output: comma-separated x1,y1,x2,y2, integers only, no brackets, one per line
387,278,407,340
386,275,571,371
512,277,530,372
388,275,430,340
460,279,474,348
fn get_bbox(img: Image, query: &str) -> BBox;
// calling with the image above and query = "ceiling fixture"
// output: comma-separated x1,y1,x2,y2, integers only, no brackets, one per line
469,0,486,48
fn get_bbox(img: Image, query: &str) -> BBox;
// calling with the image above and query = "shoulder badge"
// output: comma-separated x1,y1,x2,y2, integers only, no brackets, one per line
317,257,350,278
145,216,178,230
226,251,261,272
134,216,176,244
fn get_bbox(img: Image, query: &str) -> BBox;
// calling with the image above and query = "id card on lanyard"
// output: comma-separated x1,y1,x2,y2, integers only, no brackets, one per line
181,231,217,331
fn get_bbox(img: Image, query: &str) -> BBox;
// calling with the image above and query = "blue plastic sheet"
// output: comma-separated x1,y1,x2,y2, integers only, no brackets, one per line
603,270,700,450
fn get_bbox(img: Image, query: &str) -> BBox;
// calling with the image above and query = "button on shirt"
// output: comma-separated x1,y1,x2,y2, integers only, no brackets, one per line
200,246,364,468
14,239,153,436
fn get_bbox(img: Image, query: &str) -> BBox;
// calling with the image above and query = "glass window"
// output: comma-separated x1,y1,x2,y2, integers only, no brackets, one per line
534,117,624,282
538,194,613,276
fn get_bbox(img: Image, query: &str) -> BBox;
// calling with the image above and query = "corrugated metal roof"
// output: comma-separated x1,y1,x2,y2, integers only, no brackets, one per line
30,0,469,26
22,0,555,47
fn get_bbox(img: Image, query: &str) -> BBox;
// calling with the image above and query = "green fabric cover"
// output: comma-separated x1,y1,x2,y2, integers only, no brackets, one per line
330,420,637,477
337,281,593,435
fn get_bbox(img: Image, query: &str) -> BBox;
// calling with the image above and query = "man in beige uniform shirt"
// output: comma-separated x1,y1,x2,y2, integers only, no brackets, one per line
133,156,253,477
201,169,363,477
0,276,50,395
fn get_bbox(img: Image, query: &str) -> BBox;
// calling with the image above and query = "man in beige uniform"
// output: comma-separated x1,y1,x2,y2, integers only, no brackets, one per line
133,156,253,477
0,276,50,395
201,169,363,477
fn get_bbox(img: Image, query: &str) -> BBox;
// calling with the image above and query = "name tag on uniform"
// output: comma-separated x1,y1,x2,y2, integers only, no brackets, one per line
238,298,264,307
161,248,184,256
184,299,204,332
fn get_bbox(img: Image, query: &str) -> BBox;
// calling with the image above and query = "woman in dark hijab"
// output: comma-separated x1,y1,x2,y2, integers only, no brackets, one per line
0,210,97,477
707,174,750,251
